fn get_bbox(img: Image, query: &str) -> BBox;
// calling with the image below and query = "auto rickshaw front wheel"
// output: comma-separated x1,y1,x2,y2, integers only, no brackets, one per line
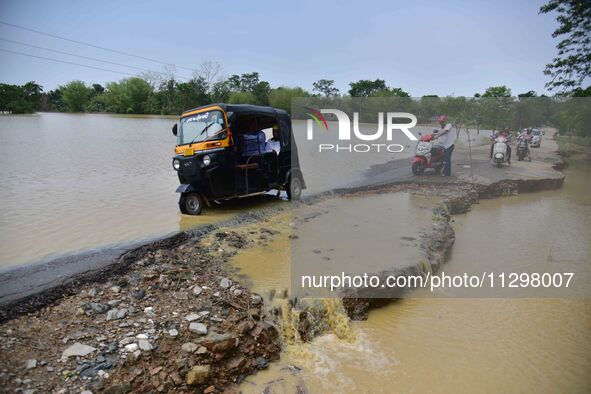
179,193,203,215
287,176,302,200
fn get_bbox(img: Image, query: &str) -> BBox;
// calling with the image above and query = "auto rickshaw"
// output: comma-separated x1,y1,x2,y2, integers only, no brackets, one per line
171,103,305,215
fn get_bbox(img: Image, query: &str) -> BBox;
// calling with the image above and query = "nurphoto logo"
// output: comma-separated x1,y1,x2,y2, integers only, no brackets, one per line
305,107,418,153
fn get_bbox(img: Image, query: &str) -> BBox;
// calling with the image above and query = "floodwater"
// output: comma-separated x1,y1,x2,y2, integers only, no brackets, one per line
0,113,276,268
0,113,487,269
236,161,591,393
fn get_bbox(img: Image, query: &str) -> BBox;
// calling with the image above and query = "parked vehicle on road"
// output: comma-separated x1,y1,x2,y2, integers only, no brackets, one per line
411,132,446,175
531,129,542,148
171,103,305,215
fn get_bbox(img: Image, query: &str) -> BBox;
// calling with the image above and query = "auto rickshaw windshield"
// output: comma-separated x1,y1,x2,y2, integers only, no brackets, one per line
179,110,226,145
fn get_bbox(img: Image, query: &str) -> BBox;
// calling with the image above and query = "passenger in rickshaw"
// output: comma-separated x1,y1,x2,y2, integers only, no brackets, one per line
265,125,281,155
241,118,266,158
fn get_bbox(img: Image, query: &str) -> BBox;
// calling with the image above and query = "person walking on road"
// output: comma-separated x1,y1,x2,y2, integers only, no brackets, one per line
435,115,455,176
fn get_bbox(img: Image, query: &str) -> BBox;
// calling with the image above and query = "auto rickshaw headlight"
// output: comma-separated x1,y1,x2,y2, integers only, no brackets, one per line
172,158,181,171
202,155,211,166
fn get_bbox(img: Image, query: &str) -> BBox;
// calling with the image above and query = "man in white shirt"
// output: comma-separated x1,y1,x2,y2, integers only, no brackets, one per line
265,125,281,155
434,115,455,176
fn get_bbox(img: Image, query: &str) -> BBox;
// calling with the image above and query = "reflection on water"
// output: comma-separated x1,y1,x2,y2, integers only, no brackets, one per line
0,113,283,268
238,161,591,393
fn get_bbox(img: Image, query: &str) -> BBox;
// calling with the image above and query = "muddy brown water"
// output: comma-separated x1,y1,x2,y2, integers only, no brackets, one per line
235,161,591,393
0,113,283,268
0,113,489,269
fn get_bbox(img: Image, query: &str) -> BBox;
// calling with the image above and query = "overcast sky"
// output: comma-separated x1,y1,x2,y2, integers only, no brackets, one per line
0,0,559,96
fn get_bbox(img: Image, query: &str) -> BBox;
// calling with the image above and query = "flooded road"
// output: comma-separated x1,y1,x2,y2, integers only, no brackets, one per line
0,113,489,269
237,161,591,393
0,113,282,268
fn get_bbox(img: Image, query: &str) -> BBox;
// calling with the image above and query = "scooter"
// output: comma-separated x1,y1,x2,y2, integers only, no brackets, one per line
411,133,446,175
516,137,531,162
492,135,509,168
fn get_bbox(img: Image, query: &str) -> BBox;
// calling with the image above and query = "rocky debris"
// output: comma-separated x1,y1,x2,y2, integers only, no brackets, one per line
189,322,208,335
181,342,198,353
168,328,179,337
251,294,263,305
25,359,37,370
131,289,145,299
185,313,200,322
138,339,152,351
76,353,117,378
61,342,97,359
85,302,109,314
255,356,268,369
198,332,237,355
173,291,189,300
0,202,290,392
186,365,211,386
220,277,232,289
106,308,127,321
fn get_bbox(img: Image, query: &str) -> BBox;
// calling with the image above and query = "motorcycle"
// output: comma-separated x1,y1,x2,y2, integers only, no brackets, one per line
516,136,531,162
411,133,446,175
492,135,508,168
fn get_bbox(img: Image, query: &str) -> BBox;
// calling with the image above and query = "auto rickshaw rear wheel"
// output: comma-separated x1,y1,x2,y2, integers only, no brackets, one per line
287,176,302,200
179,193,203,215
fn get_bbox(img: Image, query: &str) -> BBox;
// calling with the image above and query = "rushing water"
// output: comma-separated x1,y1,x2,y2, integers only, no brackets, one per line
236,161,591,393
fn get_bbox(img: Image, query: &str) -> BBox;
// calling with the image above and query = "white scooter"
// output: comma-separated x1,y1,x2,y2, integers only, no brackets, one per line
492,135,508,168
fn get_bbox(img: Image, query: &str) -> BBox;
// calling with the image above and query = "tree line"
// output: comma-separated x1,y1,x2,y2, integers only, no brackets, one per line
0,76,589,137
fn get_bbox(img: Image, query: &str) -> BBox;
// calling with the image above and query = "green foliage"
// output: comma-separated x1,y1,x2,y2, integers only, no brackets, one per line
102,77,154,114
228,91,257,104
60,80,93,112
0,81,43,113
269,87,310,112
348,79,387,97
553,97,591,137
482,85,512,97
312,79,340,97
540,0,591,91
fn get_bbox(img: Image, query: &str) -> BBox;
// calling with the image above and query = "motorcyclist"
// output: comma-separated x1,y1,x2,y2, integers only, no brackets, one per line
490,127,512,164
518,128,533,143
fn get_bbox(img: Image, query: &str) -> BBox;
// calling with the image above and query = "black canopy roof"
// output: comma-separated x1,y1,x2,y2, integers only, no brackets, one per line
182,103,288,117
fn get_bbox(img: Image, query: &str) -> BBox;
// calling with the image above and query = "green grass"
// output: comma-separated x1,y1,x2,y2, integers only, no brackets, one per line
555,135,591,154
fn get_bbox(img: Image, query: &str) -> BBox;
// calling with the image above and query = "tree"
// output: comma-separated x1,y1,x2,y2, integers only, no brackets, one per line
228,91,257,104
102,77,153,114
540,0,591,91
348,79,387,97
176,77,210,112
312,79,340,97
60,80,93,112
571,85,591,96
374,87,410,97
269,87,310,113
195,61,225,92
481,85,512,97
417,95,441,123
